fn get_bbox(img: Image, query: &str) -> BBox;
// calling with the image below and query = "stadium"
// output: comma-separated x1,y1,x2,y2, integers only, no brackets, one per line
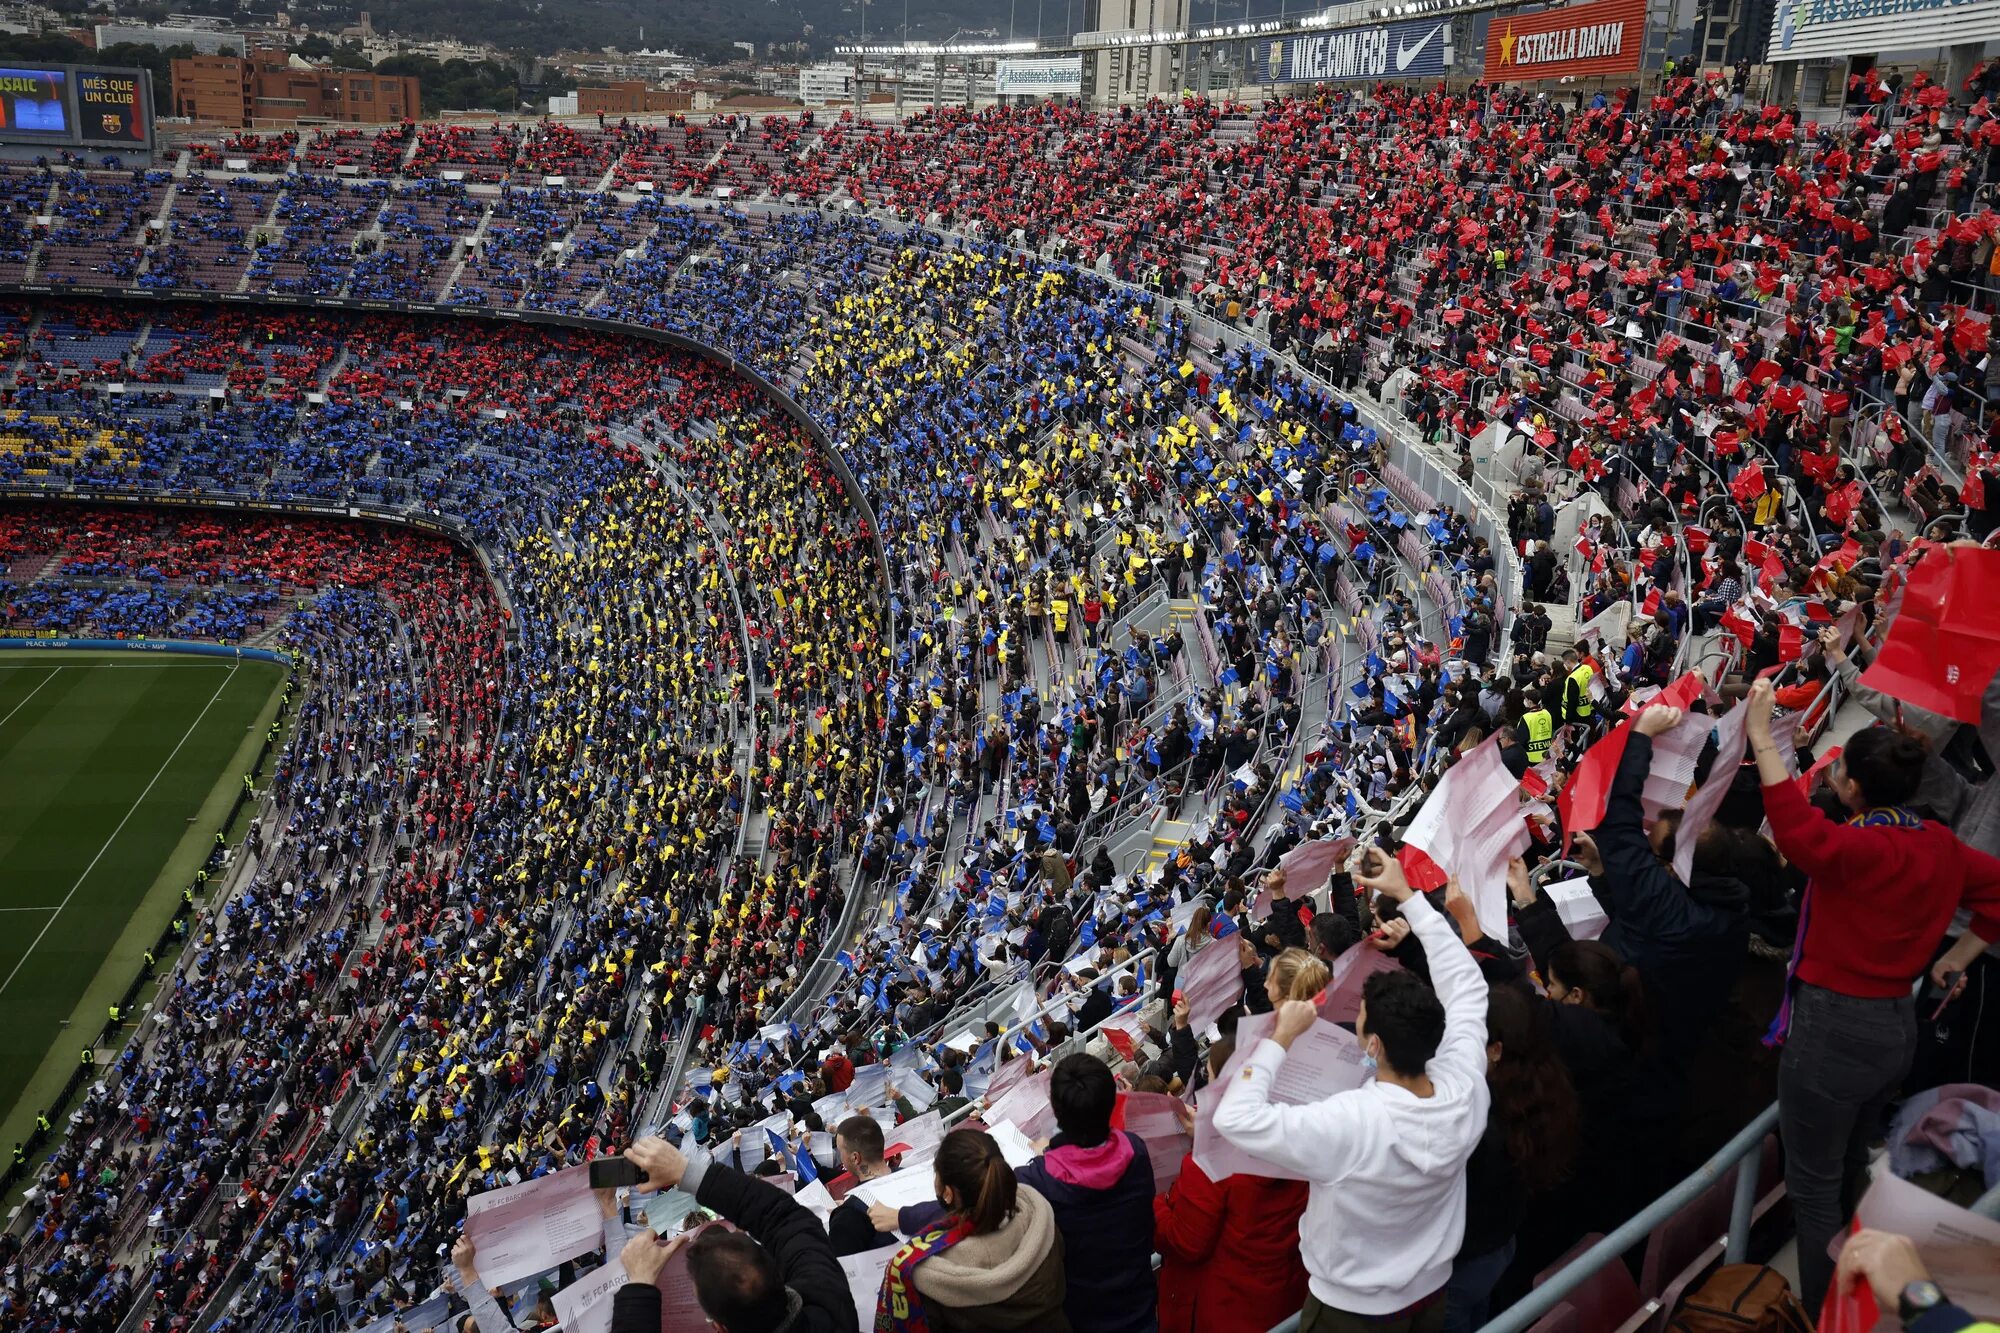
0,37,1997,1333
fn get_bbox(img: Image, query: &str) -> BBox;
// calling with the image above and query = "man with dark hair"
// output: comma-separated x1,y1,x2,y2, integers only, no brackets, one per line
611,1135,857,1333
1312,910,1359,965
933,1068,968,1119
1073,967,1113,1031
1015,1053,1158,1332
826,1115,897,1256
1215,852,1487,1333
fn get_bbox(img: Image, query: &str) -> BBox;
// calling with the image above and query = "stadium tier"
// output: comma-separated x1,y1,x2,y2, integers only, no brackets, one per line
0,68,1995,1333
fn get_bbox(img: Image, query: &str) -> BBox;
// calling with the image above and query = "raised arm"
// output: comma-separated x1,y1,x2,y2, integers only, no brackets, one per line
1745,681,1899,887
627,1134,861,1333
1396,891,1487,1084
1209,1002,1362,1180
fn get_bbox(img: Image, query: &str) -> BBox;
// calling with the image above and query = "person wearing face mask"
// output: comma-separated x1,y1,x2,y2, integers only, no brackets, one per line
1213,849,1488,1333
884,1054,1157,1333
873,1128,1068,1332
1744,679,2000,1319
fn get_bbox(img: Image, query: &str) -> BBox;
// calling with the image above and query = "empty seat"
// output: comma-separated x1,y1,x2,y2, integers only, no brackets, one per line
1533,1234,1645,1333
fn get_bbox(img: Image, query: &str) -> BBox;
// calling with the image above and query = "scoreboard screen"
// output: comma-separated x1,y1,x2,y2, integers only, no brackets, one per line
0,69,70,138
0,64,153,153
74,68,147,145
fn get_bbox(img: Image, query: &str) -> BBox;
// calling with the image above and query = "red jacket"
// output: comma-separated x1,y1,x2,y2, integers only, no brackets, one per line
1153,1156,1309,1333
1762,775,2000,998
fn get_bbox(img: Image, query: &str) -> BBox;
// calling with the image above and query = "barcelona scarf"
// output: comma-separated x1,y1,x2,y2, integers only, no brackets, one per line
1764,805,1925,1047
875,1219,973,1333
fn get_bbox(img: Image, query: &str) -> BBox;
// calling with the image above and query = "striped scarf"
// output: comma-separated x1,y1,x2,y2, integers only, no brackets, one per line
1764,805,1924,1047
875,1218,973,1333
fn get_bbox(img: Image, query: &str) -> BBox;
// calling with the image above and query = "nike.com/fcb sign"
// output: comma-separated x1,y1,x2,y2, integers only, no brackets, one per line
1254,17,1452,83
1483,0,1646,82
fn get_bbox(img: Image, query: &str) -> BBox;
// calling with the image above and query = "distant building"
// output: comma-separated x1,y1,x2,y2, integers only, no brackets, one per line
171,48,419,126
797,63,853,105
716,93,803,111
1079,0,1192,103
574,80,693,116
96,22,248,55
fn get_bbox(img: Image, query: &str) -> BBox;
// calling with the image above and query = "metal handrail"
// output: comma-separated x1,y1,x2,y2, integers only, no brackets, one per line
1264,1101,1782,1333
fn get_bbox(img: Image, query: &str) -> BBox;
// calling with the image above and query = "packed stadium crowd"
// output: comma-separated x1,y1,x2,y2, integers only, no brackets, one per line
0,60,1995,1333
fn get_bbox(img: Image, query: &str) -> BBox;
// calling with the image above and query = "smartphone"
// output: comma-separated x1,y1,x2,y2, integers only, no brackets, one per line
1927,970,1962,1022
588,1156,646,1189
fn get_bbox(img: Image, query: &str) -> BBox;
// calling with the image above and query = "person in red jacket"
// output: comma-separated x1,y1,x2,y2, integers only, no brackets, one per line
1153,1036,1310,1333
820,1047,855,1095
1744,679,2000,1317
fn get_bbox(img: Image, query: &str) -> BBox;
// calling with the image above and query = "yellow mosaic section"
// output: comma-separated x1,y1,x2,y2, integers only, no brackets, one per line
0,410,137,477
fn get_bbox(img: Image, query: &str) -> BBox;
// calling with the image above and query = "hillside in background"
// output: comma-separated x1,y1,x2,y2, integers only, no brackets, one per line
288,0,1270,60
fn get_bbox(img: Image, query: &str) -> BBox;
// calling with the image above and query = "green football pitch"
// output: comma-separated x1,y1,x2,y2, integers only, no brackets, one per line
0,651,285,1128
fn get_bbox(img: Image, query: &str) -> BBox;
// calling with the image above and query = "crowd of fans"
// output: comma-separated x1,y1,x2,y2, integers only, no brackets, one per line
0,60,1996,1333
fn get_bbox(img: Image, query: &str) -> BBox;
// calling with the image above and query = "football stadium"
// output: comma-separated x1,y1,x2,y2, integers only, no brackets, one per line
0,16,1998,1333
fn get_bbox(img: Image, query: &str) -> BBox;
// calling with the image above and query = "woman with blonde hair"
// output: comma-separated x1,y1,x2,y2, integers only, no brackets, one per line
1265,946,1330,1007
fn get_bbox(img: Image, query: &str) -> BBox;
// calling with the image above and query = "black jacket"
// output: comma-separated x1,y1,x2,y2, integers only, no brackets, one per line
609,1159,861,1333
829,1195,898,1257
1075,985,1113,1033
1589,733,1749,1113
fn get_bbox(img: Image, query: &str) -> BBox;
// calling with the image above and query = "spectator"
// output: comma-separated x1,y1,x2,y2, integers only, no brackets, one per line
877,1129,1068,1332
1746,680,2000,1317
1215,850,1488,1333
617,1134,859,1333
1154,1034,1310,1333
1013,1054,1159,1333
828,1116,901,1257
1446,987,1579,1333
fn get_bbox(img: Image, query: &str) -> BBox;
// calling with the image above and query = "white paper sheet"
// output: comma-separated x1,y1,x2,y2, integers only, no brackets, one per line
1673,702,1751,883
549,1259,627,1333
885,1110,943,1161
642,1190,701,1236
1318,943,1401,1025
1196,1012,1369,1182
986,1119,1041,1168
1854,1171,2000,1320
1543,876,1609,941
984,1069,1057,1140
461,1164,603,1287
981,1052,1035,1104
894,1076,939,1111
1177,935,1245,1032
1402,732,1528,939
849,1165,941,1212
840,1246,894,1328
1121,1091,1193,1197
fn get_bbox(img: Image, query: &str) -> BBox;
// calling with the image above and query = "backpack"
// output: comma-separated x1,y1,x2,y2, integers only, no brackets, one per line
1667,1265,1813,1333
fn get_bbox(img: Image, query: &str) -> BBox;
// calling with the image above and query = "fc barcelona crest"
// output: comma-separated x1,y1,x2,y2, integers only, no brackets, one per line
100,113,121,134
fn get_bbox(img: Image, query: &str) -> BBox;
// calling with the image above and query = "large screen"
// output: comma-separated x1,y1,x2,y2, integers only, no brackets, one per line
74,67,147,144
0,68,71,138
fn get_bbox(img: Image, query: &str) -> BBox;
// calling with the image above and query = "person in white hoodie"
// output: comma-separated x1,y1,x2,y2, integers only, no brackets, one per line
1213,850,1490,1333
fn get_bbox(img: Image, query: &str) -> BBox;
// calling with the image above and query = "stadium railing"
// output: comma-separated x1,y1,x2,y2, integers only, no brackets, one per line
1264,1101,1784,1333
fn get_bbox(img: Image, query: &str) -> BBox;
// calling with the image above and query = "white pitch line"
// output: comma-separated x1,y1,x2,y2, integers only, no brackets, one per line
0,666,60,731
0,905,59,912
0,664,239,999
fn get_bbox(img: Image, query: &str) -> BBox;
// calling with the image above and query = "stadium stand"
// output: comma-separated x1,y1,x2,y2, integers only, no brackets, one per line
0,63,1996,1333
